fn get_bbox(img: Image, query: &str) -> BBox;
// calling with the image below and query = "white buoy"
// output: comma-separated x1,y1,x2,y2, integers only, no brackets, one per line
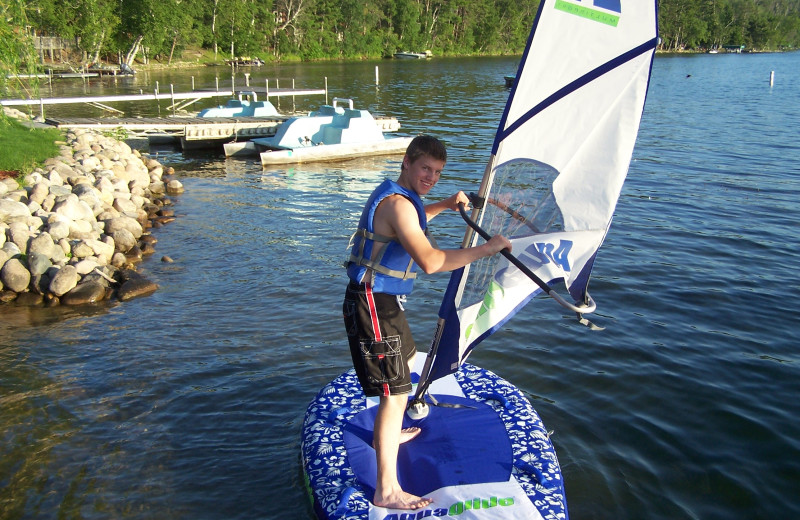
770,70,774,86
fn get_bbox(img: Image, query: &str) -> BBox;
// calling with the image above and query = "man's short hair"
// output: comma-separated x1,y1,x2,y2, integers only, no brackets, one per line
405,135,447,167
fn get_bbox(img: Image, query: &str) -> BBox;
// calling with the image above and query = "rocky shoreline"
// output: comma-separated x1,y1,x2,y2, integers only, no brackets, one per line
0,116,184,307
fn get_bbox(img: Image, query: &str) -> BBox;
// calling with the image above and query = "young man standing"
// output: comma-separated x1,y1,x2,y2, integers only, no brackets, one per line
343,135,512,510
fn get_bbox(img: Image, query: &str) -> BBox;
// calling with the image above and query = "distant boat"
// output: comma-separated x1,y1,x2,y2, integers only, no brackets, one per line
224,56,265,67
393,50,432,59
223,97,411,165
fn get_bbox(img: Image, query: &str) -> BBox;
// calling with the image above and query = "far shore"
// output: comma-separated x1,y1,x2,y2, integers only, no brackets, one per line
15,46,797,77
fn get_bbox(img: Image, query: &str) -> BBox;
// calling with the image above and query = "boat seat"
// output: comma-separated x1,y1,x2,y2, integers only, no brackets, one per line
321,110,383,144
312,105,345,117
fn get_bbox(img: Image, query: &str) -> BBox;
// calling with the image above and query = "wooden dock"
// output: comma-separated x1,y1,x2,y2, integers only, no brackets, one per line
0,83,329,120
45,115,403,150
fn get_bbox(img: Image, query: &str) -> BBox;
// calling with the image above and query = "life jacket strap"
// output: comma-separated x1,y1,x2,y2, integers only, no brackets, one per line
344,228,417,280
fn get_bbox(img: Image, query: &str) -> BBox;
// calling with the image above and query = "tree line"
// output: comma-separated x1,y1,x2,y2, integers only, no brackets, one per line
2,0,799,84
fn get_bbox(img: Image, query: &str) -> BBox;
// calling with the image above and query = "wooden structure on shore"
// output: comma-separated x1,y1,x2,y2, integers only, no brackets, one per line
1,84,328,118
44,115,403,150
2,78,407,151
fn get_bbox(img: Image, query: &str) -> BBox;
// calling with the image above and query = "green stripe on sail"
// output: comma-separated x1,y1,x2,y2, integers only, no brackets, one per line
554,0,620,27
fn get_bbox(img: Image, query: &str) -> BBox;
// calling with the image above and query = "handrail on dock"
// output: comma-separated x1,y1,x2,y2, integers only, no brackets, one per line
0,77,329,119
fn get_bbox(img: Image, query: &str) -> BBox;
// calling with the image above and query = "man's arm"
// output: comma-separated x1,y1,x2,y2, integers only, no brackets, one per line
424,191,470,221
376,195,511,275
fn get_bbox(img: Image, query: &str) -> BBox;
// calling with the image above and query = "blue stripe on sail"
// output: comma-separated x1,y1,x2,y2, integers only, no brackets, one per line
594,0,621,13
492,2,545,154
492,37,659,156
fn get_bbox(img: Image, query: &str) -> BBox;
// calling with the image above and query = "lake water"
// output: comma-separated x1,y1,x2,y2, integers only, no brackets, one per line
2,52,799,519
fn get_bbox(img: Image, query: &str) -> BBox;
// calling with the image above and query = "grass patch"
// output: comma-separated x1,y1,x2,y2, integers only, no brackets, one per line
0,117,62,178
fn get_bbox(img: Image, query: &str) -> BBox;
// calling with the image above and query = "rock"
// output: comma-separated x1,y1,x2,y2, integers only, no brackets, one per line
117,270,158,301
61,281,106,305
30,182,50,205
125,244,143,264
112,228,136,253
105,215,143,239
68,218,96,239
166,179,184,195
52,194,95,222
83,238,114,259
161,255,174,263
71,240,95,259
47,220,70,241
112,197,138,215
49,265,80,296
74,258,99,275
111,252,127,267
1,257,31,292
28,232,57,258
140,241,157,255
7,222,30,251
2,241,21,257
27,251,53,276
30,273,51,294
0,199,31,221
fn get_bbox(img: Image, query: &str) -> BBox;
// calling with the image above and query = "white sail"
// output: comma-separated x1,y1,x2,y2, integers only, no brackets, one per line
421,0,658,385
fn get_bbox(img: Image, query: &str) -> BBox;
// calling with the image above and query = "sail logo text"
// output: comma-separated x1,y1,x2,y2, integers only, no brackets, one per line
381,496,515,519
495,240,573,285
554,0,621,27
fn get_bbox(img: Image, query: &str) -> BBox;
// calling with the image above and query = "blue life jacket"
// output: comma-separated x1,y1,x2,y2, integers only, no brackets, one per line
346,179,427,295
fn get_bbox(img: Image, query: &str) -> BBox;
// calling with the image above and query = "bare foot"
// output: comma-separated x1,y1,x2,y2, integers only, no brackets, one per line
373,489,433,510
399,426,421,444
373,427,422,449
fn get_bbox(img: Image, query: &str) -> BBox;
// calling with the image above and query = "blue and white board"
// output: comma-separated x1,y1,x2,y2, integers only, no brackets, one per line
301,359,566,520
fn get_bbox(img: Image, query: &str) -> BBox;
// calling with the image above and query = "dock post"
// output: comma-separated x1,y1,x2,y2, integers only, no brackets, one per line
325,77,329,105
155,81,159,95
170,84,175,116
245,73,250,86
215,76,219,93
292,79,296,112
770,70,775,86
276,79,280,111
375,66,379,86
192,76,195,91
265,79,269,99
231,75,235,95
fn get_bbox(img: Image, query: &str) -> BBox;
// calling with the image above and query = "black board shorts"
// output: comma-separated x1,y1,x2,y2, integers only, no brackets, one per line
343,281,416,397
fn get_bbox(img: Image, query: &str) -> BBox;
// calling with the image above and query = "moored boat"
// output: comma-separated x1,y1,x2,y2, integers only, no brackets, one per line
393,51,432,59
197,91,280,118
223,98,412,165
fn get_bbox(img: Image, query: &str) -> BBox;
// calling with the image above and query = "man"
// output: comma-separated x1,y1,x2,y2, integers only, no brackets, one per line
343,135,512,510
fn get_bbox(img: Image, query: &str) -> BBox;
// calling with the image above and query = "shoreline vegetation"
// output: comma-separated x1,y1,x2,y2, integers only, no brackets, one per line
1,0,798,85
0,107,184,308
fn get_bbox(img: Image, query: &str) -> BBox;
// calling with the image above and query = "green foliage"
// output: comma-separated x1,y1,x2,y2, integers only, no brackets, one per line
0,118,62,175
2,0,800,71
0,0,40,99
